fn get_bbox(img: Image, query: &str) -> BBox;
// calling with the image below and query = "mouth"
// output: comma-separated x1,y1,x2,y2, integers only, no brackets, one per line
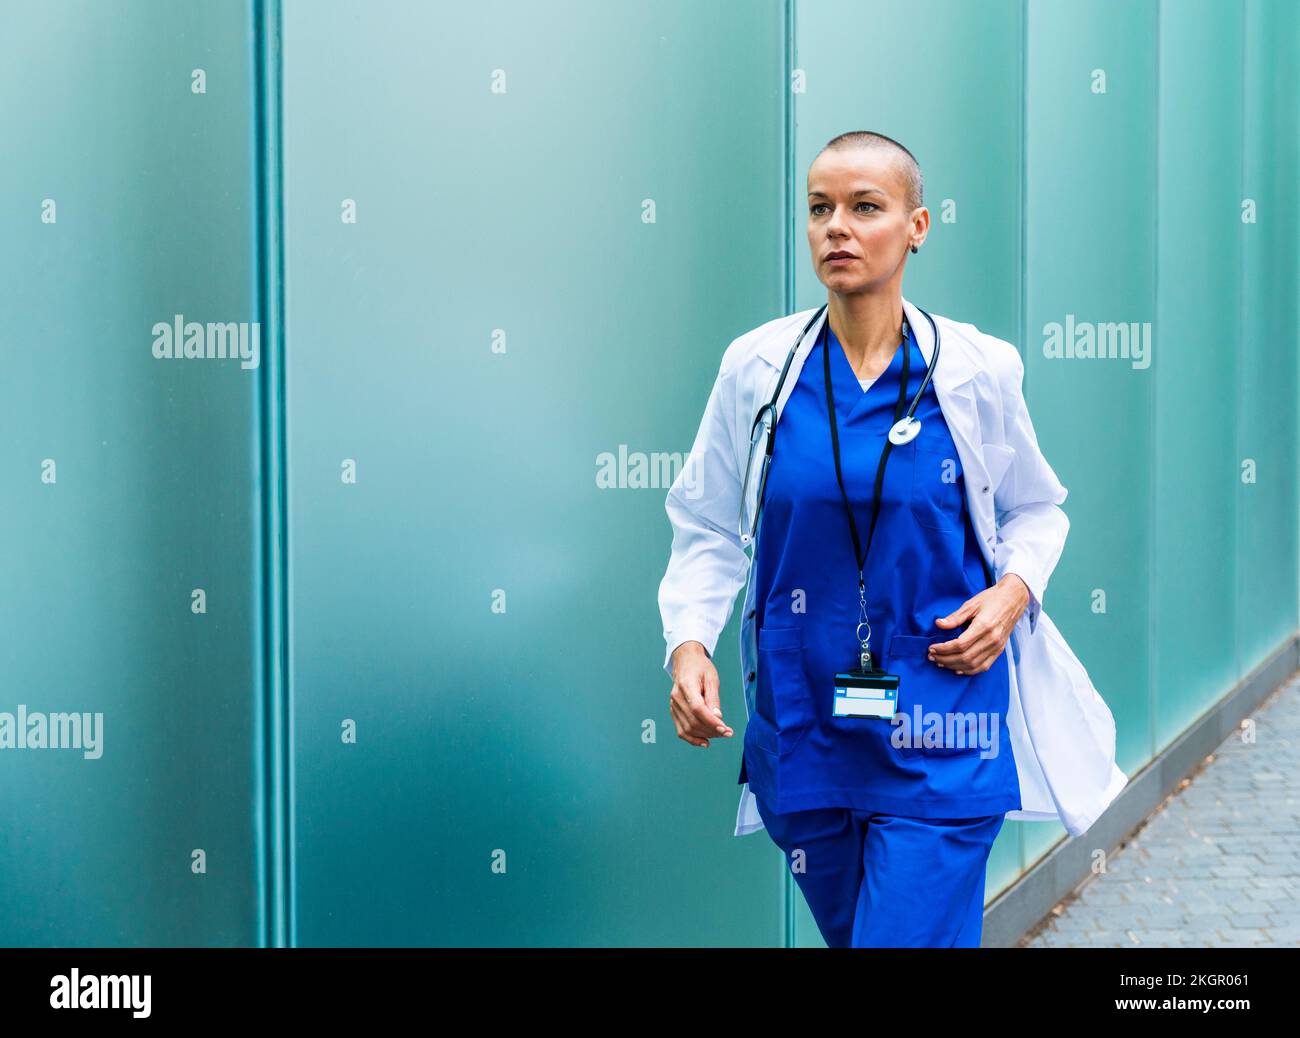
825,252,856,262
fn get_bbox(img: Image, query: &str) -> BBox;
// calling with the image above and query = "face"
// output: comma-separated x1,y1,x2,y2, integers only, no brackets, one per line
806,146,927,294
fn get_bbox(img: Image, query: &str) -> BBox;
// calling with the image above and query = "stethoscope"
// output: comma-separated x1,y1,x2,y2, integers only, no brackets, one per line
738,302,942,546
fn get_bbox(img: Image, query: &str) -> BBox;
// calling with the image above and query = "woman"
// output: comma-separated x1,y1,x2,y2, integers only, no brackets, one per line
657,131,1126,948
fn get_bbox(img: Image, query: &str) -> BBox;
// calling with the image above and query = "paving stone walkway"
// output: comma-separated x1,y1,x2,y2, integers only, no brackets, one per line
1021,668,1300,947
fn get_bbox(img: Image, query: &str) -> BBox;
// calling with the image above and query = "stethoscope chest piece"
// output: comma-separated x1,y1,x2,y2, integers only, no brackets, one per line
888,416,921,445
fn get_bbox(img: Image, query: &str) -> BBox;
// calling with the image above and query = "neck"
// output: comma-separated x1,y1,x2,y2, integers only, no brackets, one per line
826,291,905,377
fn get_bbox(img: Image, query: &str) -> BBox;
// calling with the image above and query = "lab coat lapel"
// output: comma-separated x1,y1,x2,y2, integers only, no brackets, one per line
753,299,993,518
902,296,988,493
757,306,828,419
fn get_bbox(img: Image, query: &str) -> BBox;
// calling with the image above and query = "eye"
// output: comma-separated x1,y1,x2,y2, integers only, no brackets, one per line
808,201,878,215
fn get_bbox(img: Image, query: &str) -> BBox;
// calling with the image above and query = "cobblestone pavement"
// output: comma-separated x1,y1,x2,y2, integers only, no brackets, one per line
1022,669,1300,947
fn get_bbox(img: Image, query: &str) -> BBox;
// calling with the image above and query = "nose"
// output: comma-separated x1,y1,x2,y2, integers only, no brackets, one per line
824,213,855,247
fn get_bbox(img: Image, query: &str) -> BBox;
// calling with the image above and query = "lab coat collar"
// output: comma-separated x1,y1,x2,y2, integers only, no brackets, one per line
755,295,980,395
755,295,984,482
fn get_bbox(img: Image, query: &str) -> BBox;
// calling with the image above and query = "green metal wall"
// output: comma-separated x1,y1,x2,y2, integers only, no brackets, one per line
0,0,263,944
1,0,1296,947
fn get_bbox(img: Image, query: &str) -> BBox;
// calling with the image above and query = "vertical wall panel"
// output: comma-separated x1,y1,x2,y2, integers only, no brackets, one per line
0,0,263,945
1023,0,1159,870
281,0,786,946
1154,0,1243,750
794,0,1025,943
1237,0,1300,675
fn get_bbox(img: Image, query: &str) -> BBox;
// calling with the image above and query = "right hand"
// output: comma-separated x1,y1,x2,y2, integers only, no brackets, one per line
668,642,734,747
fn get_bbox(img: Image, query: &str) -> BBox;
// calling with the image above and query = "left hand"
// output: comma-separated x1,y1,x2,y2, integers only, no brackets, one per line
927,574,1030,675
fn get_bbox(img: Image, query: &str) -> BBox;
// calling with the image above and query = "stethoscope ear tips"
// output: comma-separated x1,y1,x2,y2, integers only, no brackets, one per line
888,416,921,445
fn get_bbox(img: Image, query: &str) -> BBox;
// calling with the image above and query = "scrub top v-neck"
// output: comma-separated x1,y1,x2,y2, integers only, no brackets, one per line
739,317,1022,820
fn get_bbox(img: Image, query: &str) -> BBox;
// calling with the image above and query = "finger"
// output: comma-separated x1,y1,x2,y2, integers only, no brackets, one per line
973,638,1009,672
933,598,976,629
975,638,1004,670
669,696,709,746
931,613,996,659
673,694,713,743
668,690,703,742
699,667,732,736
676,671,724,741
978,629,1012,665
950,637,1000,674
929,629,975,658
687,668,728,735
932,641,978,671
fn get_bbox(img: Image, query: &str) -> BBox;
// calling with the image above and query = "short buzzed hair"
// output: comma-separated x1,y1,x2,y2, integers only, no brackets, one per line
816,131,924,213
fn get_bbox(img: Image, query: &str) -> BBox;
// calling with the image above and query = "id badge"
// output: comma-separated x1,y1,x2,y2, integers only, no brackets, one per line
832,669,899,719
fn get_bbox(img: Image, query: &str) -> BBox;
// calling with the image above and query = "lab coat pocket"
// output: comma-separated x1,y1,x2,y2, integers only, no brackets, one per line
887,635,985,758
980,442,1016,494
910,447,963,532
753,625,814,757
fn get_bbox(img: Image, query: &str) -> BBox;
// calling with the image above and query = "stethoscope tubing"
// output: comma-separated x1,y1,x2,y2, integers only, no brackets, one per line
742,302,941,541
753,303,941,449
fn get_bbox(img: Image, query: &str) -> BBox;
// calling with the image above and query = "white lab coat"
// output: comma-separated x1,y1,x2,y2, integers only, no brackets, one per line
658,297,1128,838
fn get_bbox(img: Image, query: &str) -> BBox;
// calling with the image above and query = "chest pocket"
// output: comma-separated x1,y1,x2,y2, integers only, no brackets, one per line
910,446,963,532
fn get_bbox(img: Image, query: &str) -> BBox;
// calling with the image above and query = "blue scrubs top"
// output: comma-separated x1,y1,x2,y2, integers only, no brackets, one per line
740,318,1023,819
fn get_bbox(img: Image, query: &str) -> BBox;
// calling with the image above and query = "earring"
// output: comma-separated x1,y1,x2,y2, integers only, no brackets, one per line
910,243,918,254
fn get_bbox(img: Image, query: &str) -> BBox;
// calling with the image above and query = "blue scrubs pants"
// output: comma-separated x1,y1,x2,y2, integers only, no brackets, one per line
755,795,1005,948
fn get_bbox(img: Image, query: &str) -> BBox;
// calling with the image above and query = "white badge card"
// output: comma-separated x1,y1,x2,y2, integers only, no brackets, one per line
832,671,899,718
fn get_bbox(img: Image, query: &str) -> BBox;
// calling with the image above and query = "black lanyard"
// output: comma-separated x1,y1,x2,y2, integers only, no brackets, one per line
822,318,911,663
